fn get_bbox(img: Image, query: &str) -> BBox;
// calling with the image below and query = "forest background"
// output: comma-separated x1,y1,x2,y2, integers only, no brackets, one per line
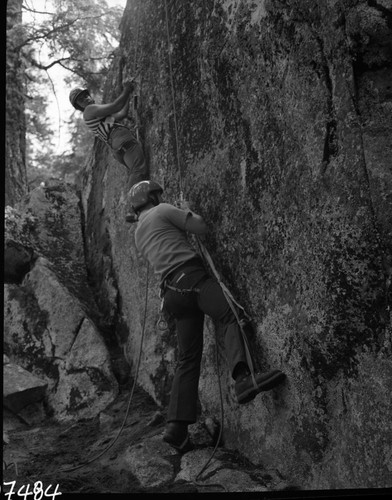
6,0,126,206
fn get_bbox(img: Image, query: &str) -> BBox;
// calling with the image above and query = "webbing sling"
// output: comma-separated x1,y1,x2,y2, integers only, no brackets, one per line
164,282,201,294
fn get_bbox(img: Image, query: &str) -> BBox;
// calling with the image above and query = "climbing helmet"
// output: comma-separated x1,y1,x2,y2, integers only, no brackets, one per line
69,87,90,111
128,180,163,212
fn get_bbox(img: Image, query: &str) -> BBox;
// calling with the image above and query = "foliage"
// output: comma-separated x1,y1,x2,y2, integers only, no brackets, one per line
6,0,124,189
26,116,93,189
14,0,125,87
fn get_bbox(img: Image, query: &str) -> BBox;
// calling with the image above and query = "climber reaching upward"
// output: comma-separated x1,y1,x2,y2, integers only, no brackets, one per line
128,180,286,454
69,79,148,190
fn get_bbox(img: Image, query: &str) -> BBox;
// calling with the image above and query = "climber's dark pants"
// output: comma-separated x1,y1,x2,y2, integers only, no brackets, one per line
109,126,148,187
162,260,248,424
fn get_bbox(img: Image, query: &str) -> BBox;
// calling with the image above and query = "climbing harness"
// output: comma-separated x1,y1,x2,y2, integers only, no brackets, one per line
60,263,150,473
162,282,202,295
112,137,139,168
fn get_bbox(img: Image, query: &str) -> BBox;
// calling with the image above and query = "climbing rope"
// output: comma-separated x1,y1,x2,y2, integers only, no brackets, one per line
132,2,141,72
61,2,244,487
161,2,259,492
162,1,226,490
164,0,184,197
60,263,150,473
193,321,227,492
195,237,258,387
130,1,142,142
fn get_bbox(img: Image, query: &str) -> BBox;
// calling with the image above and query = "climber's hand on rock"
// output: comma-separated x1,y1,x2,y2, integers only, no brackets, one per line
175,199,191,211
123,79,136,93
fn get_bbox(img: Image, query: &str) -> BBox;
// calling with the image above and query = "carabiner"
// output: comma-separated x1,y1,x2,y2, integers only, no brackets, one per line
157,315,168,331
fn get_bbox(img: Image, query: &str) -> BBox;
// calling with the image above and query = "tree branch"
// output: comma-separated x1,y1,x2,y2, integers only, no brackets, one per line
13,18,79,51
29,56,72,70
22,5,56,16
57,61,107,77
45,69,61,132
13,12,110,51
27,54,112,72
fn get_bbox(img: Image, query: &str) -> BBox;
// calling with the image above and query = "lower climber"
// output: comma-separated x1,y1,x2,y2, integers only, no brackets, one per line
69,79,148,208
128,180,286,453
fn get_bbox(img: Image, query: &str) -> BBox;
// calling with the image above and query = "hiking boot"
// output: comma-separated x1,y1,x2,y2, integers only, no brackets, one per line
163,422,194,454
125,212,138,223
235,369,286,405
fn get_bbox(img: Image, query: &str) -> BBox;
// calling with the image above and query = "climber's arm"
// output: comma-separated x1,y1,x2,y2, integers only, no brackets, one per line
83,80,135,120
174,199,208,235
165,202,208,236
185,212,208,235
111,99,130,120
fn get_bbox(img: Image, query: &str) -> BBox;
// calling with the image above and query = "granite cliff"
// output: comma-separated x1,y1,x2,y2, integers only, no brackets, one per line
4,0,392,490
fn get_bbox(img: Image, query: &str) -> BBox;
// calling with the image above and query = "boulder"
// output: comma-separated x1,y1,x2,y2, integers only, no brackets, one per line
4,258,118,421
175,449,224,483
4,240,36,284
4,183,119,422
4,184,99,319
3,362,47,413
122,435,176,488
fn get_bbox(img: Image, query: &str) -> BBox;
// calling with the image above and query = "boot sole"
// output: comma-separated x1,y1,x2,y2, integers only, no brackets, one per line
237,371,286,404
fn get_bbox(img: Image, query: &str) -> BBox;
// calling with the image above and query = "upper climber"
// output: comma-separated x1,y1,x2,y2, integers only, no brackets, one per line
69,79,148,190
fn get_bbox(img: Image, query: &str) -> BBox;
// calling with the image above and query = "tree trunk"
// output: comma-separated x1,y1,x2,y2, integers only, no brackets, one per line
6,0,28,207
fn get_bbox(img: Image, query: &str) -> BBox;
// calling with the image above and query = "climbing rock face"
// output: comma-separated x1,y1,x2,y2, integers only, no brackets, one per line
80,0,392,489
4,0,390,489
118,433,272,492
79,148,177,407
4,183,118,421
122,436,177,488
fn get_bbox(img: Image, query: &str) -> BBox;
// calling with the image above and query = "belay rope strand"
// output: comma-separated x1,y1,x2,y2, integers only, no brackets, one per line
163,0,226,491
195,237,258,387
164,0,184,199
194,321,227,492
131,1,141,142
162,0,257,492
162,0,257,383
60,263,150,473
60,4,147,474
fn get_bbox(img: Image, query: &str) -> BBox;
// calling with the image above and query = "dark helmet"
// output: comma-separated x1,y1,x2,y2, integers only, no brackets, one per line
128,180,163,212
69,87,89,111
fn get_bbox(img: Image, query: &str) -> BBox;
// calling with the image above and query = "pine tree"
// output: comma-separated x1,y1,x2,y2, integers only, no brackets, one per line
6,0,124,198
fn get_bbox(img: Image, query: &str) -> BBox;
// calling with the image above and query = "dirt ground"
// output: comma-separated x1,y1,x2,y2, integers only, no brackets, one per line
3,385,199,495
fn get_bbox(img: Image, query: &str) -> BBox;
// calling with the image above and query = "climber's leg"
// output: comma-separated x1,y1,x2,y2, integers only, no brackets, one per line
196,277,286,404
110,127,149,186
123,141,149,187
196,276,249,376
166,309,204,423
